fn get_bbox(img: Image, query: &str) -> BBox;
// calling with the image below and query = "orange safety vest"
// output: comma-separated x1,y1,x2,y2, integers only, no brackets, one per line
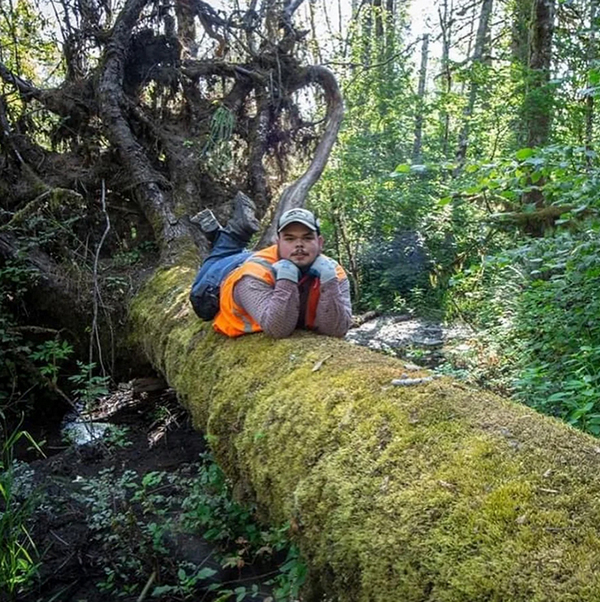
213,245,346,338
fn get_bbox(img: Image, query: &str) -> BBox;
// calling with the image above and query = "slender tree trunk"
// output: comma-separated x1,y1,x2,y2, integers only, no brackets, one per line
520,0,555,235
511,0,532,146
412,34,429,163
586,0,598,153
362,0,373,66
308,0,323,64
374,0,384,50
335,211,360,302
525,0,556,148
438,0,453,158
454,0,493,172
384,0,396,74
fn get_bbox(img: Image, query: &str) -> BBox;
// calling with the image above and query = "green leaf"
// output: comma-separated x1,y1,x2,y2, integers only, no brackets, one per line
198,567,218,580
438,196,453,206
530,170,542,183
515,148,534,160
152,585,175,596
393,163,411,173
589,67,600,86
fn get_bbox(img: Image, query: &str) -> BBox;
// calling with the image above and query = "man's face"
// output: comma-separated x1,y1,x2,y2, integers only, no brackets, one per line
277,223,324,268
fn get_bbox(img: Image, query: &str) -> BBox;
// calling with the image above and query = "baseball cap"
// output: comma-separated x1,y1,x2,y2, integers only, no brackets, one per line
277,208,320,233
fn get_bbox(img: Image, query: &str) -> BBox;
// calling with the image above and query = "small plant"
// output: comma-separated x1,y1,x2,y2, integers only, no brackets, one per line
29,339,73,385
151,562,218,598
0,419,44,599
71,453,306,600
68,361,110,407
267,544,307,602
103,425,133,449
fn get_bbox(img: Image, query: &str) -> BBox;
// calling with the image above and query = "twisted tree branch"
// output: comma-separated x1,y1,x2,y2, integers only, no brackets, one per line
257,65,344,246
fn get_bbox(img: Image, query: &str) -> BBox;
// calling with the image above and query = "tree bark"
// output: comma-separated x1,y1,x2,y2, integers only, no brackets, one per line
438,0,453,158
586,0,598,153
519,0,556,235
454,0,493,171
525,0,556,148
130,262,600,602
97,0,194,261
256,66,344,247
412,33,429,163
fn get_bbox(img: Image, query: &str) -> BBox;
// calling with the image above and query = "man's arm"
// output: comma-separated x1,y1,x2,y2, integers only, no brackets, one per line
314,277,353,337
233,275,300,338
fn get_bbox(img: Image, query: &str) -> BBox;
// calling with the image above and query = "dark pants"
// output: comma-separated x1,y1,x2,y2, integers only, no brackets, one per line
190,231,252,320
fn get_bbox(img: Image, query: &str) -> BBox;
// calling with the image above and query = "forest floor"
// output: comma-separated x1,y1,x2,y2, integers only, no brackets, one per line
10,313,481,602
347,313,477,369
12,385,287,602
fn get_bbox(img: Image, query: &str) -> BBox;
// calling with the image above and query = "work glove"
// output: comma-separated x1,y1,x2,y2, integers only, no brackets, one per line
309,255,337,283
273,259,300,283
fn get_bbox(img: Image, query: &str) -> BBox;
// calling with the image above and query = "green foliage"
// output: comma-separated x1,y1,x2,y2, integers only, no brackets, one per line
202,105,236,173
68,361,110,407
446,145,600,222
0,259,75,416
103,425,133,449
69,453,304,600
0,0,59,80
111,240,158,267
0,420,43,599
29,340,73,385
446,225,600,435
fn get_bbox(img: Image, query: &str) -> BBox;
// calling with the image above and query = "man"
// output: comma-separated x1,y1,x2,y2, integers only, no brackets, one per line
190,194,352,338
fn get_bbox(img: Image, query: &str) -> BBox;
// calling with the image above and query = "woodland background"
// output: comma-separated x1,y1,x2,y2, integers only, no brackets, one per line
2,0,600,599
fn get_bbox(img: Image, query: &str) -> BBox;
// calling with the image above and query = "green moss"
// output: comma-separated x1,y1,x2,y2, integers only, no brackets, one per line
130,264,600,601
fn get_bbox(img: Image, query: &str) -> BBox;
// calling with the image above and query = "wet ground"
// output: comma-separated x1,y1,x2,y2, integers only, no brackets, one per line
12,385,282,602
346,313,476,368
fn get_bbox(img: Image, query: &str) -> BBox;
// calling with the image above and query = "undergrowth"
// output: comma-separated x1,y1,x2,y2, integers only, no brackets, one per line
70,451,305,601
0,420,43,600
445,224,600,435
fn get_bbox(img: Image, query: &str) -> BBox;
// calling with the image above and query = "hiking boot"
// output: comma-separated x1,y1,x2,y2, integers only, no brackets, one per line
190,208,222,242
223,192,260,242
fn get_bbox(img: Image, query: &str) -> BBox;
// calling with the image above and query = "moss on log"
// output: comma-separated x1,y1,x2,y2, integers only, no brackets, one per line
131,263,600,602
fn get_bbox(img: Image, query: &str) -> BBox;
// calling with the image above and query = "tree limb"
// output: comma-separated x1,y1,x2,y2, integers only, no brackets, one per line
97,0,193,259
257,65,344,246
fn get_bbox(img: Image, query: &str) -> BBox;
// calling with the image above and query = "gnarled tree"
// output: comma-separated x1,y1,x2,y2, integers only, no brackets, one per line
0,0,342,385
6,2,600,601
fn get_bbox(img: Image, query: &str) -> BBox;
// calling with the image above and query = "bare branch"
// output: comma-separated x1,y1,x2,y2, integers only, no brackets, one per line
0,61,43,100
283,0,307,23
257,65,344,247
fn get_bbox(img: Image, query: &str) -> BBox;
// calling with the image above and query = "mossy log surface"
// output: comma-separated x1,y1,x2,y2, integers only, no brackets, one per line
131,264,600,602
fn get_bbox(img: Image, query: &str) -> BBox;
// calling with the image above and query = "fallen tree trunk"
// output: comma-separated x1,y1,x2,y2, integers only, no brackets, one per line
132,262,600,602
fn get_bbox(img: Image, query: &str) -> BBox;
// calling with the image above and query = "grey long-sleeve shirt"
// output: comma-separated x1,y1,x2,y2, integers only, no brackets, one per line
233,274,353,339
